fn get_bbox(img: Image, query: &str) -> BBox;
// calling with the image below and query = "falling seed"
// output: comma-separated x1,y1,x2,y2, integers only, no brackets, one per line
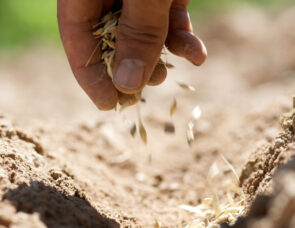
170,98,177,117
177,82,196,92
136,105,147,144
192,106,202,121
164,122,175,134
141,98,146,103
187,121,195,146
130,124,137,137
208,162,220,180
139,122,147,144
293,95,295,108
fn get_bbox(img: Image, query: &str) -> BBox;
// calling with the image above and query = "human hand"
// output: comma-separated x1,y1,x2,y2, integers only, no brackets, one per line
58,0,207,110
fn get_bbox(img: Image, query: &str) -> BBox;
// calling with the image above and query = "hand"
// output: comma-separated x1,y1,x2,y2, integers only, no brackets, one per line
58,0,207,110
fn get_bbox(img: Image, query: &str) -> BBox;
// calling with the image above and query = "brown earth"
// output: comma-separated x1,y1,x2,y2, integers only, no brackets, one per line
0,6,295,228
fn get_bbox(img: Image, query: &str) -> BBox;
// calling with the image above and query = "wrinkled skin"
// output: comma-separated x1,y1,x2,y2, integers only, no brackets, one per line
58,0,207,110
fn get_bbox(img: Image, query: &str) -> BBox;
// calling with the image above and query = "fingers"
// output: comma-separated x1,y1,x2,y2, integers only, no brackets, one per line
148,63,167,86
113,0,172,94
166,0,207,66
57,0,118,110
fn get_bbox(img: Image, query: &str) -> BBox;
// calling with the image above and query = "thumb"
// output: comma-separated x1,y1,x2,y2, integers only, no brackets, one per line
113,0,172,94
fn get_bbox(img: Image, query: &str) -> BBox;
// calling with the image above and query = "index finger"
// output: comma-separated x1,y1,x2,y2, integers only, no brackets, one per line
57,0,118,110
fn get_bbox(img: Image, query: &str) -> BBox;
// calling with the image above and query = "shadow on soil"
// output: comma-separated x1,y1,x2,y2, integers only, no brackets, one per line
3,181,119,228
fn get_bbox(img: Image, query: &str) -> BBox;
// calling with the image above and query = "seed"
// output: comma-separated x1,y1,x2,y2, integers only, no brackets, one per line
136,105,147,144
208,162,220,180
220,153,240,186
139,121,147,144
187,121,195,146
170,98,177,117
164,122,175,134
177,82,196,92
130,124,137,137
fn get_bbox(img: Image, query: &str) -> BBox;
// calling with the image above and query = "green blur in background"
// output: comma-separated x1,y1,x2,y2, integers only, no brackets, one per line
0,0,293,49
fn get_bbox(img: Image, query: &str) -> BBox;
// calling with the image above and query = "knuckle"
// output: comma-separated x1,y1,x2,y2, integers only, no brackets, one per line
118,21,167,47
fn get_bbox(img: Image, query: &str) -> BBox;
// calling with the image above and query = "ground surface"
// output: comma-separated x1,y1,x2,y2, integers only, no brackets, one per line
0,6,295,228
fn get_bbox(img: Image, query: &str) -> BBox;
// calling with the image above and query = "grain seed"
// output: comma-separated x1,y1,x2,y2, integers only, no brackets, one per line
164,122,175,134
177,82,196,92
187,121,195,146
170,98,177,117
208,162,220,180
136,105,147,144
130,124,137,137
192,106,202,121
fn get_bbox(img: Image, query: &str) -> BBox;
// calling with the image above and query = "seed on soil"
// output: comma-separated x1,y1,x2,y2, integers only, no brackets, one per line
183,156,246,228
192,106,202,121
220,153,240,186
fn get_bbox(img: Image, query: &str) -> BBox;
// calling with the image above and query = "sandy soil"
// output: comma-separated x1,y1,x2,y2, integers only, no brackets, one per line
0,6,295,228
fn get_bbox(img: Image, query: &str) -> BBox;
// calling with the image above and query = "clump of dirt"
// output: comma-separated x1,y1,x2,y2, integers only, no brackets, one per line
0,116,130,228
240,109,295,202
222,156,295,228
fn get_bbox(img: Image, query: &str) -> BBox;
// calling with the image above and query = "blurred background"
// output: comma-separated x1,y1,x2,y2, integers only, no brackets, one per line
0,0,293,50
0,0,294,124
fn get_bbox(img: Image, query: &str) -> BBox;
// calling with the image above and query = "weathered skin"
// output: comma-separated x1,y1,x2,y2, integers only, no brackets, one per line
57,0,207,110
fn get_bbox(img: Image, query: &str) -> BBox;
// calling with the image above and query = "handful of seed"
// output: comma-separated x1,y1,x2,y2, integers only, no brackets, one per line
90,11,173,110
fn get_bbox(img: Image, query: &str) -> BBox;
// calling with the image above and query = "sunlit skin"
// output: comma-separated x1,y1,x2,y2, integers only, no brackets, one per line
57,0,207,110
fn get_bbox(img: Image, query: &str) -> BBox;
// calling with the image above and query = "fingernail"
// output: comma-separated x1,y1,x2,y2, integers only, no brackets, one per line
114,59,145,89
184,39,207,66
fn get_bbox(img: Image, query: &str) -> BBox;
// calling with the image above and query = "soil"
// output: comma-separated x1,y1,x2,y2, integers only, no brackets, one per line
0,6,295,228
